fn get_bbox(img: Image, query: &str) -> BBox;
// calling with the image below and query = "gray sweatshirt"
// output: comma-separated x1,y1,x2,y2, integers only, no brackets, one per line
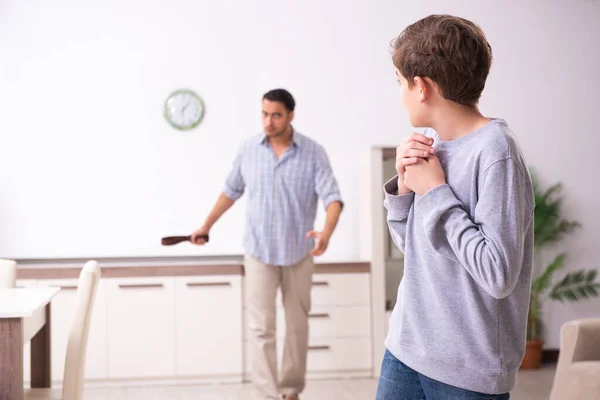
383,119,535,394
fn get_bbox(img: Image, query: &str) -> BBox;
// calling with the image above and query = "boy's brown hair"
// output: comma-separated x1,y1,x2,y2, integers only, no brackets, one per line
391,14,492,107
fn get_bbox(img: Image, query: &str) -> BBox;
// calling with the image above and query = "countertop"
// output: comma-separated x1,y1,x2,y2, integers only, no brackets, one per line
15,255,370,279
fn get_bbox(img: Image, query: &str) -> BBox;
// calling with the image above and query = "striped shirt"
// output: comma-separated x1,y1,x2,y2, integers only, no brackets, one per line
223,129,343,266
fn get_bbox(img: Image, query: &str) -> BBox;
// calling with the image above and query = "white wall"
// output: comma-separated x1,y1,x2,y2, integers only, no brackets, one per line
1,0,598,347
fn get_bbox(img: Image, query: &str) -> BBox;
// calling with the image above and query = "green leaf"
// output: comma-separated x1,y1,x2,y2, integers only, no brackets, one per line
576,286,589,300
532,253,566,295
585,270,597,282
542,183,562,203
549,269,600,302
588,284,600,297
531,171,581,249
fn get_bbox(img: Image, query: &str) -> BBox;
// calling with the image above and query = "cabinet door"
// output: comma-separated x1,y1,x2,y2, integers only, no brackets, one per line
278,305,371,339
107,277,175,379
309,273,370,306
306,337,372,372
38,279,109,382
175,275,243,377
244,337,372,375
269,273,371,307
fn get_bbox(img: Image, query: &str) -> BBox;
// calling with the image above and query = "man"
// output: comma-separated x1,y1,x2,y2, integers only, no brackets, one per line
191,88,343,400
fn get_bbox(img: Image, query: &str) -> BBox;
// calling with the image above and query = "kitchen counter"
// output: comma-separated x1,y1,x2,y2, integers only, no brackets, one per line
15,256,370,279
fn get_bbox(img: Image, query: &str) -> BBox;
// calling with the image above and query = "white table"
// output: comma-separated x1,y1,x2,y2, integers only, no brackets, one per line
0,287,60,400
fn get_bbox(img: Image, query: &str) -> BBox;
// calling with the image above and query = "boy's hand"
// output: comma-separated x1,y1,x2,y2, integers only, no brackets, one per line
396,133,436,194
404,155,446,196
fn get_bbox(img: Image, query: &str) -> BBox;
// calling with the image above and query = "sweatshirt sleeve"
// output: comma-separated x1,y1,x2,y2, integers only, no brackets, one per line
414,158,534,299
383,175,415,254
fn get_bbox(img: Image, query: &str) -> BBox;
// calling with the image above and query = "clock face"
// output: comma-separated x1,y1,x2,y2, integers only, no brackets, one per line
164,89,205,130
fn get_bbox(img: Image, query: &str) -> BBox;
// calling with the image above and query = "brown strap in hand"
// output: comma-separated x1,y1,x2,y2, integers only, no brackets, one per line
161,235,209,246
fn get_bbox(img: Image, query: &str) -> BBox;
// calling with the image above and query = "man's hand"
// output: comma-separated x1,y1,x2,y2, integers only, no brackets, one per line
404,155,446,196
396,133,436,194
190,225,210,245
306,230,330,256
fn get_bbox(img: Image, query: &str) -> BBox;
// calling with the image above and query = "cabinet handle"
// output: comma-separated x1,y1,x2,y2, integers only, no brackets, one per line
308,345,331,351
312,281,329,286
309,313,330,319
118,283,164,289
59,285,78,290
186,282,231,287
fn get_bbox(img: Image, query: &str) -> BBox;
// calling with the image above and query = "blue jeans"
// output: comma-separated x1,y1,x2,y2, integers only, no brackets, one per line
376,349,510,400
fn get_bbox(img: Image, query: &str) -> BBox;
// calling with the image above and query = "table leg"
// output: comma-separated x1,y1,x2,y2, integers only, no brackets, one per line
30,304,51,388
0,318,24,400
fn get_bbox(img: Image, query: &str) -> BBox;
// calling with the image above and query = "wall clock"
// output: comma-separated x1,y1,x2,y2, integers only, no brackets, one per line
164,89,205,130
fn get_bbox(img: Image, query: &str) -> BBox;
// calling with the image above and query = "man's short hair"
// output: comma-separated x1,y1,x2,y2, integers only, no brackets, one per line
263,89,295,112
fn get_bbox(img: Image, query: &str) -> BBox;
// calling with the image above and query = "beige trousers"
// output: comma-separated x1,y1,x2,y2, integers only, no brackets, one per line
245,254,314,399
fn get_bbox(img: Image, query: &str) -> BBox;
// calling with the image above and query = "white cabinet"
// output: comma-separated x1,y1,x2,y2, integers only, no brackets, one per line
243,272,372,379
33,272,245,383
27,265,371,384
106,277,175,379
306,273,372,375
174,275,243,378
37,278,108,382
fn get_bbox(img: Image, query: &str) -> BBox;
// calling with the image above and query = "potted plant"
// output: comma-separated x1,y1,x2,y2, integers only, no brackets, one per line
521,170,600,369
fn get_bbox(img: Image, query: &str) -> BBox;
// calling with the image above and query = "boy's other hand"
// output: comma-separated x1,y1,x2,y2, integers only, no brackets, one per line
395,133,436,194
404,154,446,196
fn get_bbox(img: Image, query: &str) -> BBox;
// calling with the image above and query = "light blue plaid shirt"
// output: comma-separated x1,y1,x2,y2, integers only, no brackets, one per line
223,129,343,266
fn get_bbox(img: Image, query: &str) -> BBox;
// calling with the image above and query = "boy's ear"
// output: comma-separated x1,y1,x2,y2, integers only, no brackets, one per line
414,76,429,103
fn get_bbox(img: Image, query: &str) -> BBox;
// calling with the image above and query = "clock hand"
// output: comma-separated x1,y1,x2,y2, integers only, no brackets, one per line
181,97,191,115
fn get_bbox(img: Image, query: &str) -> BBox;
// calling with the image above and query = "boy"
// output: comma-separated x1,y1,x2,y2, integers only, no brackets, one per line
376,15,534,399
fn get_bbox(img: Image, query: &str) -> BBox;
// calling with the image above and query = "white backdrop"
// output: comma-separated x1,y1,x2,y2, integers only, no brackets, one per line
1,0,599,346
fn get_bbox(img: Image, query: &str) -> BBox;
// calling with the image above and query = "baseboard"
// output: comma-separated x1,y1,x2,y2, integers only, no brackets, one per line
542,349,559,363
43,375,244,389
243,370,372,383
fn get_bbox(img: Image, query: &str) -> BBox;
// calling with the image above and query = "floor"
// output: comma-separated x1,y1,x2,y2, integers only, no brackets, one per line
27,364,556,399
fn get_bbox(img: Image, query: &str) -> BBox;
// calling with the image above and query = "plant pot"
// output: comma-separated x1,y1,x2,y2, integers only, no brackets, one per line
521,340,544,369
